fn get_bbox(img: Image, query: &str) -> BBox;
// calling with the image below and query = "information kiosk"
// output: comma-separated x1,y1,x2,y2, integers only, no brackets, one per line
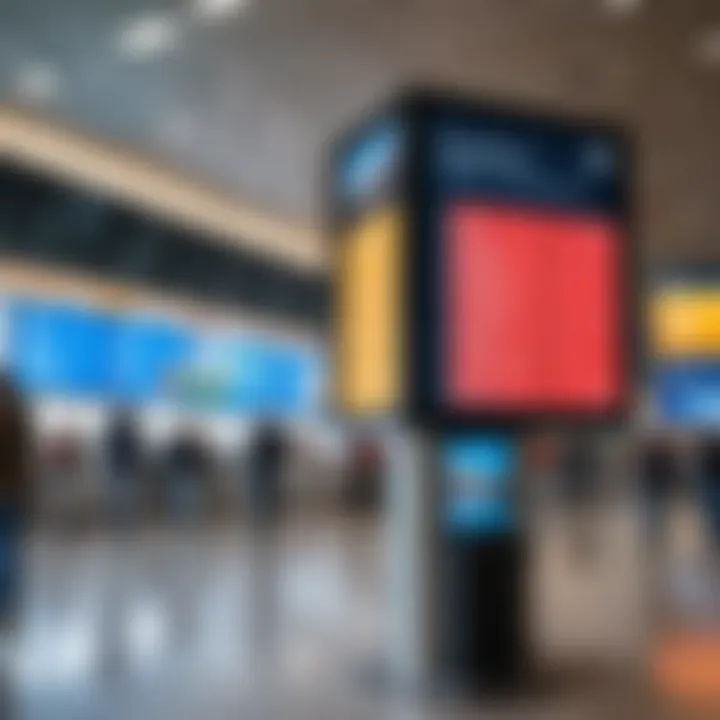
330,89,633,691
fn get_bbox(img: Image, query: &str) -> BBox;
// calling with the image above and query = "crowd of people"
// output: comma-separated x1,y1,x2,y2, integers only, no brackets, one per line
553,432,720,557
0,370,720,668
31,413,298,528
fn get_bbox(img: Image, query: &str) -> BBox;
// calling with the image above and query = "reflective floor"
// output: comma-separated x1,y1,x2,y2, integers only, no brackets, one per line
8,499,717,718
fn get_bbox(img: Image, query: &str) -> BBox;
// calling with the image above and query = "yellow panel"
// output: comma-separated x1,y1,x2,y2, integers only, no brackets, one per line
336,207,403,414
653,289,720,357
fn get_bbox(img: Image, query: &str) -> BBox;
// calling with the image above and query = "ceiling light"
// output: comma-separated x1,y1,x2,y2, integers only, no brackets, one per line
192,0,251,23
117,12,181,61
696,28,720,65
13,61,61,104
604,0,643,15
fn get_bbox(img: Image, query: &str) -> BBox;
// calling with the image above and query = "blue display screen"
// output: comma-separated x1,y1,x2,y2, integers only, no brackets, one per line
337,116,403,210
9,299,116,397
170,335,318,414
430,107,626,215
112,317,195,403
654,363,720,426
443,435,517,536
6,298,323,415
234,342,315,414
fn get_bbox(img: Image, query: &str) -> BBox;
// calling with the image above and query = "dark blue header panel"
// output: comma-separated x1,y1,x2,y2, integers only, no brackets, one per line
428,106,627,216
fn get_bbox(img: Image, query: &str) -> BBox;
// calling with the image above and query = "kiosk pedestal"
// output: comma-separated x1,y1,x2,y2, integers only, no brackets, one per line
444,534,526,690
384,431,526,692
440,435,525,692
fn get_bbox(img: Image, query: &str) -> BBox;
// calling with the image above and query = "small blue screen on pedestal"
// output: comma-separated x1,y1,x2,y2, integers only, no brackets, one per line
442,435,517,536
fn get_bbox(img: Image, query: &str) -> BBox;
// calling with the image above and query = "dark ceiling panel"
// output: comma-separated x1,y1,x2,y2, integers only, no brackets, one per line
0,160,329,326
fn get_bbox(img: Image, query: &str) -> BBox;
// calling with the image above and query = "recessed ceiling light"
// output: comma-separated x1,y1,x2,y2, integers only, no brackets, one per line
117,12,181,61
604,0,643,15
192,0,251,23
13,61,62,104
696,28,720,65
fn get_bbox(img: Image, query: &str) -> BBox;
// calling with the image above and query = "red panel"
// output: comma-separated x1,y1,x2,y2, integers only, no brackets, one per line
446,204,622,413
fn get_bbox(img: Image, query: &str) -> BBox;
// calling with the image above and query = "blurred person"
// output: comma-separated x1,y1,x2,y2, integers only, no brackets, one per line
245,421,289,688
164,425,211,523
0,375,30,650
104,410,143,526
41,432,83,525
100,411,145,676
524,432,559,505
245,421,288,530
136,425,214,670
345,433,383,514
639,434,680,550
560,434,600,565
697,435,720,555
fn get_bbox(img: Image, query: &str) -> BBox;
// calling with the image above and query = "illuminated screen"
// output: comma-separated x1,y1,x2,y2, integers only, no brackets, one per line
652,288,720,358
6,299,320,414
337,206,403,414
444,204,622,412
443,434,517,536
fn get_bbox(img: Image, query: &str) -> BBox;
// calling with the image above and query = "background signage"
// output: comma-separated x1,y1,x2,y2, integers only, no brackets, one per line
652,275,720,427
654,363,720,426
10,299,116,397
5,297,323,415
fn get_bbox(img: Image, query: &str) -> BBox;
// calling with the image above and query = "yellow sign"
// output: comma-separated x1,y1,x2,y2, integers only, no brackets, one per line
336,206,403,414
653,289,720,357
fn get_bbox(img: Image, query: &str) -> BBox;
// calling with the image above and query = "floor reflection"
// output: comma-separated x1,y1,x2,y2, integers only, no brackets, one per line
10,500,718,718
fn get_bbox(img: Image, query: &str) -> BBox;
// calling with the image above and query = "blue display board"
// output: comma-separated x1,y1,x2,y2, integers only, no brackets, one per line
159,333,319,414
654,363,720,426
443,435,517,536
112,316,195,403
113,321,323,414
229,341,317,414
6,298,323,415
9,299,116,397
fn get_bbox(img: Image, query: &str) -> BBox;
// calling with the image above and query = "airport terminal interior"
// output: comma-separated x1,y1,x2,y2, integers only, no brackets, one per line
0,1,720,718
